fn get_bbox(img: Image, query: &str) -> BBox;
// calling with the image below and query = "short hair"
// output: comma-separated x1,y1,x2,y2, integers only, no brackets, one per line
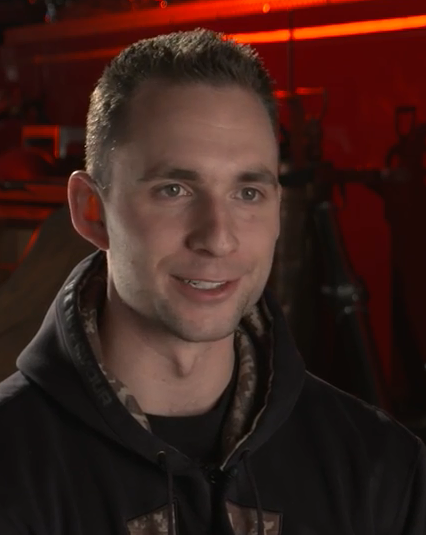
86,28,278,190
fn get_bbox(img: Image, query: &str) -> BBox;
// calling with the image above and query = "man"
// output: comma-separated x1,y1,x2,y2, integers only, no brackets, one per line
0,29,425,535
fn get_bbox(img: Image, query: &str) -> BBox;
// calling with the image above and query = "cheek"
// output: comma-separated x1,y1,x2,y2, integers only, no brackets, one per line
240,223,279,278
244,208,280,246
107,200,183,263
106,194,149,241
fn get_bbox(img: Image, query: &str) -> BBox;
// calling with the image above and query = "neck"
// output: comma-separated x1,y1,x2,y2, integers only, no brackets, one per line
98,295,236,417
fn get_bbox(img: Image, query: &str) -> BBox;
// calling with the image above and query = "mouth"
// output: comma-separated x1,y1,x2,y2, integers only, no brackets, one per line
177,278,228,289
171,276,239,302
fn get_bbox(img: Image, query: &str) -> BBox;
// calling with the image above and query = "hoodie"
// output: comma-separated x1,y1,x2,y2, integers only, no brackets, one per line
0,251,425,535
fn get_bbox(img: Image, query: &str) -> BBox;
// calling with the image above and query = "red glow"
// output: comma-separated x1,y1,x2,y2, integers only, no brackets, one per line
5,0,376,46
19,228,40,263
31,14,426,65
230,14,426,43
274,87,325,99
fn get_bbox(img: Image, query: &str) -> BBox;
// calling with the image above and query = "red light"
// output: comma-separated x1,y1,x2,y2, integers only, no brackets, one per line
160,1,168,8
230,14,426,43
262,3,271,12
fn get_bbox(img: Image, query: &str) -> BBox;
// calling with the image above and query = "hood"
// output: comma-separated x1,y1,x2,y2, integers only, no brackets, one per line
17,251,305,473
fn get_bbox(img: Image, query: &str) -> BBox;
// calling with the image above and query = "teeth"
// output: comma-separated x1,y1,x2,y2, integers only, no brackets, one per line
184,279,226,289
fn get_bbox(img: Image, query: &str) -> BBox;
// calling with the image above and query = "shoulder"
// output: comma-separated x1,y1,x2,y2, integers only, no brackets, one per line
299,372,423,461
289,374,426,533
0,373,60,526
0,373,45,501
0,371,58,451
0,371,35,415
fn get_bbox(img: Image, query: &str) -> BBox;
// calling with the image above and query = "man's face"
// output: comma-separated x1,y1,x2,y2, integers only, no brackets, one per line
104,80,281,343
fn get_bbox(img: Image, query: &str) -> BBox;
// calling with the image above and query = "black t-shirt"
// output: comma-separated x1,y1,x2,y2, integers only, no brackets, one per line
147,360,238,464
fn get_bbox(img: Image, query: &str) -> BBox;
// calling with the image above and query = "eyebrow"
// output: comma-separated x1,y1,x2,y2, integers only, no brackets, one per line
138,164,279,188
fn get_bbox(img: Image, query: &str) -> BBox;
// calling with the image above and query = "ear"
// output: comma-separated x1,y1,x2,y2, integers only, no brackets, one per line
67,171,109,251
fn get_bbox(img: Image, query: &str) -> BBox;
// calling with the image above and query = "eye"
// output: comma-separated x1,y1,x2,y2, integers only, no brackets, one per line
156,184,188,198
238,187,262,202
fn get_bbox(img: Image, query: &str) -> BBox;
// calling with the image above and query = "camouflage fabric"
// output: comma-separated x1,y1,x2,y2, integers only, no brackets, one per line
77,255,274,462
221,298,274,465
126,502,282,535
78,261,152,431
226,502,282,535
127,505,175,535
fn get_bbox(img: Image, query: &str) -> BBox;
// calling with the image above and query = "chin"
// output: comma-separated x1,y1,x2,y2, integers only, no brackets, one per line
172,325,236,344
163,305,243,344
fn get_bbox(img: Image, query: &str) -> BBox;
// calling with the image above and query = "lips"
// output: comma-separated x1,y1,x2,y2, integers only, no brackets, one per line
171,275,239,302
174,276,233,283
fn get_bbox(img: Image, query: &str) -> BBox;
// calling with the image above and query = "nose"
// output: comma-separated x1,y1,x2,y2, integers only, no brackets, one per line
185,196,239,257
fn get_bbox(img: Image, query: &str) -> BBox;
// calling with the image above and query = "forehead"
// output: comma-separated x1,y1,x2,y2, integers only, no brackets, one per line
113,81,278,180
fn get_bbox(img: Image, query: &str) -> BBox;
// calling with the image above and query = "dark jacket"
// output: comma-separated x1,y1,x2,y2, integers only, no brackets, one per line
1,252,425,535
